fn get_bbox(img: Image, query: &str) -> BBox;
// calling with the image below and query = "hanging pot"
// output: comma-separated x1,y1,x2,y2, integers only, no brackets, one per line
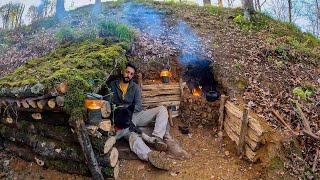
206,90,219,102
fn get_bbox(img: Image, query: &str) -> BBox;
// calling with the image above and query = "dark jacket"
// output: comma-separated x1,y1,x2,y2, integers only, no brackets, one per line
108,80,143,113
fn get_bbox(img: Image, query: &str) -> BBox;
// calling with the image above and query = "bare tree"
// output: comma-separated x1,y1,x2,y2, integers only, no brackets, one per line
0,3,25,30
288,0,292,23
224,0,235,7
242,0,255,20
254,0,266,11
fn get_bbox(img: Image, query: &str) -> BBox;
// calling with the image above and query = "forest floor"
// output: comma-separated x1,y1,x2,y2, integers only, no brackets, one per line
0,118,292,180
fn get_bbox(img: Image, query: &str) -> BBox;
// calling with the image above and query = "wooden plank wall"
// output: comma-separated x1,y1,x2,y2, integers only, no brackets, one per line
223,101,266,162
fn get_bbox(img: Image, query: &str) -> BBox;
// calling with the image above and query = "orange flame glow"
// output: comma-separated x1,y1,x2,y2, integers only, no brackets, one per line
192,86,202,97
85,99,102,109
160,70,171,77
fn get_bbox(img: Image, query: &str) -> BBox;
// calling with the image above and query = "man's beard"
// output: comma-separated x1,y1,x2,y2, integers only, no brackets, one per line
122,75,131,83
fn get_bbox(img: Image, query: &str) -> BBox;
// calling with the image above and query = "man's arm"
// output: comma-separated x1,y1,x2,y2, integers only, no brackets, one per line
133,85,143,113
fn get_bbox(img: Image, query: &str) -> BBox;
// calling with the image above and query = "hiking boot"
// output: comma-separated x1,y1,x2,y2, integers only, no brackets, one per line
147,151,171,170
152,136,168,151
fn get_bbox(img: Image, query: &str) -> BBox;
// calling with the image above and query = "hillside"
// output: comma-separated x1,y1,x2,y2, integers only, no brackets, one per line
0,0,319,179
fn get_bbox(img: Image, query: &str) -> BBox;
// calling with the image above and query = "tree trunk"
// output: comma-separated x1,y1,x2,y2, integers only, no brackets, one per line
288,0,292,23
242,0,255,20
218,0,223,7
55,0,65,19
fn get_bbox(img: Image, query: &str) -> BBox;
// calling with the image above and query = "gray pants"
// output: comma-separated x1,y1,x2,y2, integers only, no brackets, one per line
115,106,171,161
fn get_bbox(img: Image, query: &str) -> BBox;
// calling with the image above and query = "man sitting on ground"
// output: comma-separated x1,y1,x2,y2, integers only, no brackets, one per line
108,62,173,170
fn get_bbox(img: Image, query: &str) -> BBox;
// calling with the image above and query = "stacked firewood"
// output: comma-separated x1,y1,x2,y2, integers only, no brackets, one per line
0,83,119,179
180,93,220,126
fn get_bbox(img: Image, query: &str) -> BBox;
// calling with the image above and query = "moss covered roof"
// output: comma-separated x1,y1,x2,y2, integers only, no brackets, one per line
0,37,129,115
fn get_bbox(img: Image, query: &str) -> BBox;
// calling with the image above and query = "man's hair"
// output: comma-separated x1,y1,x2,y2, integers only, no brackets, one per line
125,62,137,73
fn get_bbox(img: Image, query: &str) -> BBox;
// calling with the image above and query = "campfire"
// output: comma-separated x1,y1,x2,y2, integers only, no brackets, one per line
192,85,202,97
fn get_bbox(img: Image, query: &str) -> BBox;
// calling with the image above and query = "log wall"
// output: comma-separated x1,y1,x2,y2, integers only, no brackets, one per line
0,96,119,179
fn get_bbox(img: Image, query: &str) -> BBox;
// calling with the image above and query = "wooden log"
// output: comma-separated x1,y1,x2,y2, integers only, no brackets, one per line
27,100,37,108
0,125,117,167
224,122,258,162
142,89,180,97
21,101,30,108
70,116,104,180
238,107,249,155
3,140,90,175
31,113,42,120
17,111,69,126
101,100,111,118
54,82,68,94
0,84,46,98
16,101,21,107
0,118,77,143
225,113,262,143
56,96,65,107
104,136,116,154
4,140,119,178
142,83,180,90
0,118,116,152
37,99,47,109
143,95,181,104
172,110,179,118
99,119,112,132
142,101,180,108
225,101,264,136
48,98,56,108
224,120,260,151
0,125,84,162
14,106,63,113
218,95,227,131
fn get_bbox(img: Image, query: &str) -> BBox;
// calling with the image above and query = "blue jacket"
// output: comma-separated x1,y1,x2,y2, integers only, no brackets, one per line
108,80,143,113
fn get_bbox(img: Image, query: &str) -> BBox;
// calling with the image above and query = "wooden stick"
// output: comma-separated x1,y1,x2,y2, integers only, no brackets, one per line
71,116,104,180
272,109,298,135
238,107,249,155
302,129,320,140
168,108,173,127
295,101,312,132
312,149,319,172
218,95,227,131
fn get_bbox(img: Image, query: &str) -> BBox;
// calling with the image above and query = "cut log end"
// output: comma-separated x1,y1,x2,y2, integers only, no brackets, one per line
101,101,111,118
109,147,119,167
31,113,42,120
99,119,112,132
104,136,116,154
48,99,56,109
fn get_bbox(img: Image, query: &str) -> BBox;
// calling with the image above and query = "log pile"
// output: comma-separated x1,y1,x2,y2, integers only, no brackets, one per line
0,89,119,179
180,93,220,126
222,100,267,162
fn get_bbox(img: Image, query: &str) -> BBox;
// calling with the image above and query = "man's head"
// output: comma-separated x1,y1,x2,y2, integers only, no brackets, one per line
121,62,137,83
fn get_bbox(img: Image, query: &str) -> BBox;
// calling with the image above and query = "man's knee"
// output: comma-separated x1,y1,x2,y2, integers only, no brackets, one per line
158,105,168,115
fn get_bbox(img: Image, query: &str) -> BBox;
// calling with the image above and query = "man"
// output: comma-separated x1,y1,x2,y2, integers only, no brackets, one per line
108,62,172,170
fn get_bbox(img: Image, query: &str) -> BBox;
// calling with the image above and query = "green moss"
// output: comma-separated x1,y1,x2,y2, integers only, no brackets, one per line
267,156,284,171
0,38,128,115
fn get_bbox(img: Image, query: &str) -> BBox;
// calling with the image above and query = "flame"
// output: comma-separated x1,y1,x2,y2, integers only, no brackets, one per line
160,70,170,77
85,99,102,109
192,85,202,97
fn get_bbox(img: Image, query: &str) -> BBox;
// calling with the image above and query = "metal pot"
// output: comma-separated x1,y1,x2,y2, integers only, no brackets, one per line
206,90,219,102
